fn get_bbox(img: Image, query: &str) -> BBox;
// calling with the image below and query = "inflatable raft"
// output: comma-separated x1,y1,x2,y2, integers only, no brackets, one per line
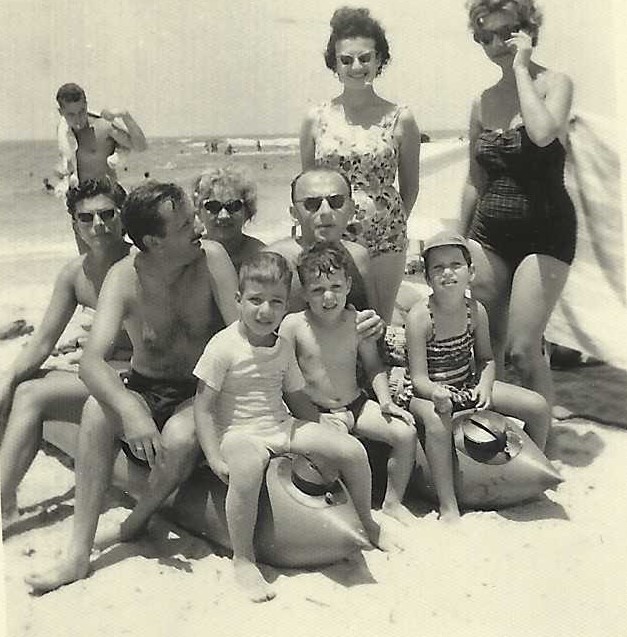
411,410,563,509
42,420,368,568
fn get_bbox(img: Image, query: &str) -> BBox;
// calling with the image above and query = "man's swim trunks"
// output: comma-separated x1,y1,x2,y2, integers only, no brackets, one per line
119,369,197,465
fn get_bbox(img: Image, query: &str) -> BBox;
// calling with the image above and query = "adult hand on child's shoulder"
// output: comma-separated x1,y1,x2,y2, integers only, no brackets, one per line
351,305,385,341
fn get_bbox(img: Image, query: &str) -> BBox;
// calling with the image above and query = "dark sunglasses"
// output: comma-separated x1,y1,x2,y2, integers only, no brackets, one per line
201,199,244,215
338,51,374,66
76,208,117,223
294,194,347,213
473,25,520,45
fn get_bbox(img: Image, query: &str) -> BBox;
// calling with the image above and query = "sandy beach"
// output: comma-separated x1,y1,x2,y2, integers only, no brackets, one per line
1,141,627,637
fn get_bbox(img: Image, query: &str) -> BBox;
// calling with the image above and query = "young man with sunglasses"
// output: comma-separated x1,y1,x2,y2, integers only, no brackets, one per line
0,178,132,531
26,181,240,594
266,167,383,339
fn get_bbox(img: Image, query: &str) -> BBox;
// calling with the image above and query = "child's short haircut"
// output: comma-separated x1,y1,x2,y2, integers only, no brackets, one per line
239,252,292,294
297,242,350,286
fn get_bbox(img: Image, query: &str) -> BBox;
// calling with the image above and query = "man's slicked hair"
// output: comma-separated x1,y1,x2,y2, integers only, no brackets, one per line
121,181,186,251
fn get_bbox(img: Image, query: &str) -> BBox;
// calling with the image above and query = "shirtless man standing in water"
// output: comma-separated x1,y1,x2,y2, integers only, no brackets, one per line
26,181,239,593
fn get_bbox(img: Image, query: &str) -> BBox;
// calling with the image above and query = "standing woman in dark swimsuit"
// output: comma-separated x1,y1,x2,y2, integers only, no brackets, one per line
459,0,575,409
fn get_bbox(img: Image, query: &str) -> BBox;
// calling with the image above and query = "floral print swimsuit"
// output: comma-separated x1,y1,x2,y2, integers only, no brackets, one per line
313,102,407,257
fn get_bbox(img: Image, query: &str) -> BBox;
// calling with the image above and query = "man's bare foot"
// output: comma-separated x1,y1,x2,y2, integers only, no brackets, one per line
93,517,148,551
233,557,276,603
381,501,415,526
24,554,90,594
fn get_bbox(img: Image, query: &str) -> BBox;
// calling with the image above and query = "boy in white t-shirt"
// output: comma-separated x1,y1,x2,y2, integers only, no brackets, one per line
193,252,389,603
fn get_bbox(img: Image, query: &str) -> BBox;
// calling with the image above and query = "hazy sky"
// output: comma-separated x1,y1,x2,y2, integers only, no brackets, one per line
0,0,619,140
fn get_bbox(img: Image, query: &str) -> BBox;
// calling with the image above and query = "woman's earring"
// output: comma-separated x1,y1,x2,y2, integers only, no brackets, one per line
291,218,301,239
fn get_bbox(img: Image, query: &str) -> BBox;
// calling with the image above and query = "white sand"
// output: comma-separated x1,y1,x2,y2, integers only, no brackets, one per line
2,143,627,636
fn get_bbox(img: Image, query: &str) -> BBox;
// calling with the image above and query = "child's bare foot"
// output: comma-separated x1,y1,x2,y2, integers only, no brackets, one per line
233,558,276,603
24,554,90,594
1,498,20,532
363,519,403,552
381,501,415,526
438,507,461,524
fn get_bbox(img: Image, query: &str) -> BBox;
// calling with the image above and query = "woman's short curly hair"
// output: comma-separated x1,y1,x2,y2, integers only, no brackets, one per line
191,165,257,223
324,7,391,75
466,0,543,46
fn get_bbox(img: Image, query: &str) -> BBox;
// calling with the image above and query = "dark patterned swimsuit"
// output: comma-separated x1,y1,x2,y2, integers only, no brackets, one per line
469,125,577,268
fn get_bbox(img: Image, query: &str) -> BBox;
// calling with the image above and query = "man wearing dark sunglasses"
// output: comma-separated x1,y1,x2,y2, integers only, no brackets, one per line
26,181,240,594
267,167,383,339
1,178,132,532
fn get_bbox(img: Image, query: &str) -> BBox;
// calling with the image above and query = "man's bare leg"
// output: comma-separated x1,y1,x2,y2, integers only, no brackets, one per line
95,402,199,549
1,372,88,531
25,397,120,593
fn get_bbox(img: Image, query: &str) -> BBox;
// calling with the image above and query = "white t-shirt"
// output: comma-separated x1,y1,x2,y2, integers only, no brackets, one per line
193,322,305,439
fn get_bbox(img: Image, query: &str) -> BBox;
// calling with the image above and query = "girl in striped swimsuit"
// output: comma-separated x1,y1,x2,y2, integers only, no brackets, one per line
388,231,551,521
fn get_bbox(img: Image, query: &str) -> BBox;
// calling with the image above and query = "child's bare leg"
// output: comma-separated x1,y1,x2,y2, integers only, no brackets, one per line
354,401,417,524
411,398,460,522
220,433,275,603
1,372,88,530
291,422,398,551
491,380,551,451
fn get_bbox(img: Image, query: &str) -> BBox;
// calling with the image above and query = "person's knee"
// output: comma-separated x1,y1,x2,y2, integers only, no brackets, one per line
390,420,417,447
522,391,550,421
330,434,369,467
221,435,268,478
81,396,116,436
508,340,541,374
11,379,47,415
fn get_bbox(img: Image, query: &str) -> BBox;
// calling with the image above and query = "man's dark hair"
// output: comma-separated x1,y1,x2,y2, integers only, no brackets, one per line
66,178,126,217
56,83,87,105
121,181,186,251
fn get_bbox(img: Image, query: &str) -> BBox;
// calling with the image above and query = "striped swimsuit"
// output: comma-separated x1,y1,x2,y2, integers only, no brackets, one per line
384,298,476,410
426,299,474,389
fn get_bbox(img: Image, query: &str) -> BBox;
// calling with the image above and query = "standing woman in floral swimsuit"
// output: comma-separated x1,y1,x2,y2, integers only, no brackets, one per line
300,6,421,324
460,0,575,409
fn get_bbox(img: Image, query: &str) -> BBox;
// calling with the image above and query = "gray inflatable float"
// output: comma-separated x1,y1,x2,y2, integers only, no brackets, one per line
42,421,368,568
411,410,563,509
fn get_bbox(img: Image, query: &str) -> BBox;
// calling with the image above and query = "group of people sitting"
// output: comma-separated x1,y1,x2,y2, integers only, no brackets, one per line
1,0,573,604
0,165,551,602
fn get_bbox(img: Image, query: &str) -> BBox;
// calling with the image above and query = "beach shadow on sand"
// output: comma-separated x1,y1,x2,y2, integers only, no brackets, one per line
545,422,605,467
90,515,217,577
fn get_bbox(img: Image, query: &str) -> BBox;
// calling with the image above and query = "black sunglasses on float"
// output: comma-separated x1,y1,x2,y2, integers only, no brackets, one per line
76,208,117,223
202,199,244,215
473,24,520,45
294,194,346,213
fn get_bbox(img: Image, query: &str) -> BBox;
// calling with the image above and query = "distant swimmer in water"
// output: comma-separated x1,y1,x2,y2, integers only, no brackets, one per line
43,177,54,193
0,178,132,532
54,83,147,252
